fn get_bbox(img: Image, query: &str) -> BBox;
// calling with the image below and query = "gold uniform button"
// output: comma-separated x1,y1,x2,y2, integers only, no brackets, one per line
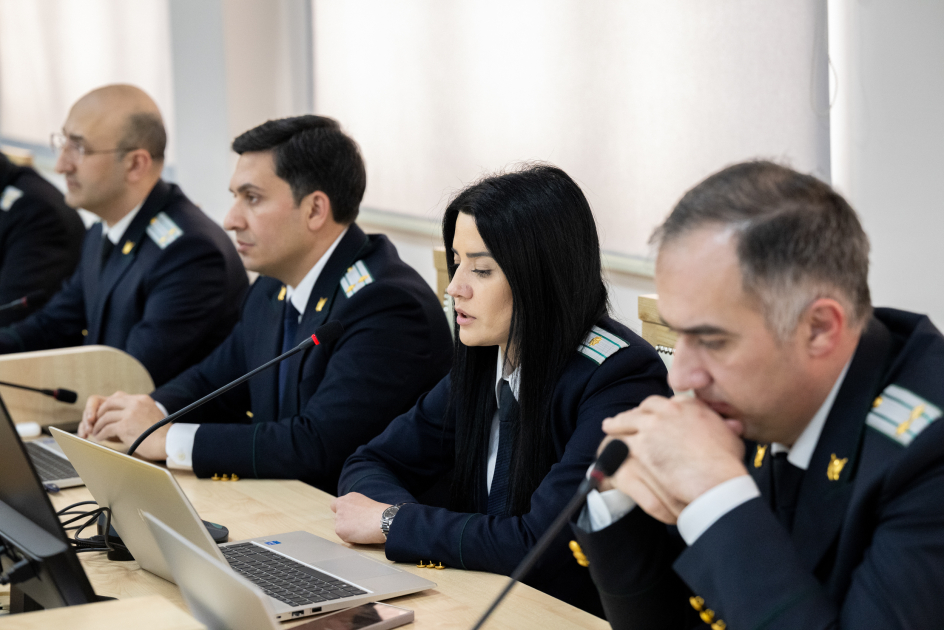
689,596,705,611
81,329,88,336
246,410,254,418
711,621,727,630
700,609,715,623
211,474,221,480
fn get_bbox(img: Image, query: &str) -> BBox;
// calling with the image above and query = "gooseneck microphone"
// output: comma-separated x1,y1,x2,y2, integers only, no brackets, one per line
469,440,630,630
126,320,344,457
0,290,47,313
0,380,78,403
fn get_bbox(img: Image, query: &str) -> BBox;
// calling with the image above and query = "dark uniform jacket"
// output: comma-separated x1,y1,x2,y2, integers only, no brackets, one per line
152,224,453,494
0,180,248,386
339,317,671,616
574,308,944,630
0,153,85,326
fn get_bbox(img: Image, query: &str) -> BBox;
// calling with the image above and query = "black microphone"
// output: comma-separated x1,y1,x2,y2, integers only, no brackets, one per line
126,320,345,457
0,290,47,313
469,440,629,630
0,380,78,404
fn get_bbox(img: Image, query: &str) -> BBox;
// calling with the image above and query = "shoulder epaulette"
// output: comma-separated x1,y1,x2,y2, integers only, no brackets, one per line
0,186,23,211
340,261,373,298
866,384,942,446
146,212,184,249
578,326,628,365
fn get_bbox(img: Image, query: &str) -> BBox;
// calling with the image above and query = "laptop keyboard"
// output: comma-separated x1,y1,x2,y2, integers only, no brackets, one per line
222,543,367,608
25,441,79,482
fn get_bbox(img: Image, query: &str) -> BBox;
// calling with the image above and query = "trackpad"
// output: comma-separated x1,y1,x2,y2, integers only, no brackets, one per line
318,556,400,580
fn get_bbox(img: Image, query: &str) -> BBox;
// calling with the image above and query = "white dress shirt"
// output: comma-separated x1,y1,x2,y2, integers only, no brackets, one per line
486,349,521,492
101,203,142,245
581,360,852,543
164,228,348,469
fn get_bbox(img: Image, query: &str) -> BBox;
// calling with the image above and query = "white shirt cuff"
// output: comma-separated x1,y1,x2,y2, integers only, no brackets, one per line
676,475,760,545
582,488,637,532
165,422,199,470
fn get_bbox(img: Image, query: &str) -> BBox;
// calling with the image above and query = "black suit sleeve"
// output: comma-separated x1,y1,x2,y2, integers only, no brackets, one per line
674,448,944,629
0,262,86,352
572,510,697,630
340,346,670,576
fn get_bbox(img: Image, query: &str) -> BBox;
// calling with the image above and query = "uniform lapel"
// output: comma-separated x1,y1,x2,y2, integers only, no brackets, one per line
89,182,169,342
791,317,895,572
256,287,287,422
278,225,370,416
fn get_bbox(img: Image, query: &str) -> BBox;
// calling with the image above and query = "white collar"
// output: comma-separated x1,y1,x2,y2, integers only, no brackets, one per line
101,202,143,245
770,359,852,470
494,347,521,405
285,227,348,317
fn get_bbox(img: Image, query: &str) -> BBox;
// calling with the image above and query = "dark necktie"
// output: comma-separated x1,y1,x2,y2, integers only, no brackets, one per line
771,452,804,532
100,237,115,273
278,299,300,413
487,380,519,516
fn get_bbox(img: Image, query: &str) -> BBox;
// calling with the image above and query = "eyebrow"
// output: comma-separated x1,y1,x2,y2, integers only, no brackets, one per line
231,183,263,194
659,315,730,336
451,248,493,259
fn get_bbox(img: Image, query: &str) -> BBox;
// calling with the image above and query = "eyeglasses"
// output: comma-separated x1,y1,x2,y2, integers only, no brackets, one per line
50,132,136,162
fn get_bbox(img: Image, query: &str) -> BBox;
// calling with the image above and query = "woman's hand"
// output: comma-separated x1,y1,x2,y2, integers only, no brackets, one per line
331,492,391,545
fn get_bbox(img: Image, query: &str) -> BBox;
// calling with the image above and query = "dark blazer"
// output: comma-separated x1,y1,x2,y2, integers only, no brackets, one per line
0,180,248,386
338,317,671,616
152,224,454,494
0,153,85,326
574,308,944,630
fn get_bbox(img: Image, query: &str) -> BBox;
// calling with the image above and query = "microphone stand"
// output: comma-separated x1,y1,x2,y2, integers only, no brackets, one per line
469,440,629,630
126,320,344,456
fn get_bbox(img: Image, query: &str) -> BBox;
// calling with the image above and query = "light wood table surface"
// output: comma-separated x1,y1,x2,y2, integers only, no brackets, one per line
6,470,609,629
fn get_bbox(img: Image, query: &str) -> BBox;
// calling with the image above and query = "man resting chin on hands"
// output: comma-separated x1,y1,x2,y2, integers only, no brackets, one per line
575,161,944,630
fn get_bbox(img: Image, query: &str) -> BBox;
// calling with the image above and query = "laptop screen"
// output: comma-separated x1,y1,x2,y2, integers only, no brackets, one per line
0,394,68,542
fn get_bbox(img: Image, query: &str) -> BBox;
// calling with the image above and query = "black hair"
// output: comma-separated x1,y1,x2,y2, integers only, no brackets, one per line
443,164,608,516
651,160,872,337
232,115,366,224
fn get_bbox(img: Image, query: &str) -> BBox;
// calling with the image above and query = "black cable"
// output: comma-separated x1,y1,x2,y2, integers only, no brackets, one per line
55,502,128,554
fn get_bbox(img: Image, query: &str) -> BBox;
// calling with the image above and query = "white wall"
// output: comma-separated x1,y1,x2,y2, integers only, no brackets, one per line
829,0,944,327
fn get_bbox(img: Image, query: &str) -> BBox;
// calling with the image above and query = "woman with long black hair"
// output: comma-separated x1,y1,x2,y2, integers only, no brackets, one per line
331,164,670,615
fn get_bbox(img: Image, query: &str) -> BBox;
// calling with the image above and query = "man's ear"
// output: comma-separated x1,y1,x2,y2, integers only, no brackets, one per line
803,298,847,358
302,190,332,232
124,149,155,183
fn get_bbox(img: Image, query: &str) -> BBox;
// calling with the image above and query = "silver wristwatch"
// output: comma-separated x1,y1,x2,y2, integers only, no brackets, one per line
381,503,406,539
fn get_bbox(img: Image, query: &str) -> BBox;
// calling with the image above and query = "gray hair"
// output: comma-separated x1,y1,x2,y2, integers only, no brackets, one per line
651,160,872,340
120,112,166,160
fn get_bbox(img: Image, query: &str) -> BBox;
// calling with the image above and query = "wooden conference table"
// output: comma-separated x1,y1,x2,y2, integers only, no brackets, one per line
2,467,609,630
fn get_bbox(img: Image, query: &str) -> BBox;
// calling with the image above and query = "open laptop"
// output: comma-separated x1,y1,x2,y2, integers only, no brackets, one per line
144,513,414,630
51,429,436,622
22,435,83,489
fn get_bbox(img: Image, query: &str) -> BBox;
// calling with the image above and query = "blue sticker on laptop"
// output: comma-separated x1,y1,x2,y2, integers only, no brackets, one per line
264,540,281,545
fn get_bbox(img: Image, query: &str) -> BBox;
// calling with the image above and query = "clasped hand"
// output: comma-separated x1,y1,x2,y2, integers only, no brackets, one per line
78,391,169,460
601,395,747,524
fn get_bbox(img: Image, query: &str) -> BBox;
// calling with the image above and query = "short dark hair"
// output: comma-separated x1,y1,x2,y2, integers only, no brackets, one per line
120,112,166,160
652,160,872,337
443,163,608,516
232,115,366,224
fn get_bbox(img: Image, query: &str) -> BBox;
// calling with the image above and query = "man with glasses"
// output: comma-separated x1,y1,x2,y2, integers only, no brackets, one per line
0,84,247,386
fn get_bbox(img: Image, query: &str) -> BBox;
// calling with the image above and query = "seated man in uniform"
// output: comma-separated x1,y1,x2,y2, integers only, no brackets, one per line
0,150,85,326
0,85,247,386
79,115,454,494
574,161,944,630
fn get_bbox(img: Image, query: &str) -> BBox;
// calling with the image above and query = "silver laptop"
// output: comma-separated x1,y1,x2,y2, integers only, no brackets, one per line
52,429,436,621
144,513,415,630
23,437,83,488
